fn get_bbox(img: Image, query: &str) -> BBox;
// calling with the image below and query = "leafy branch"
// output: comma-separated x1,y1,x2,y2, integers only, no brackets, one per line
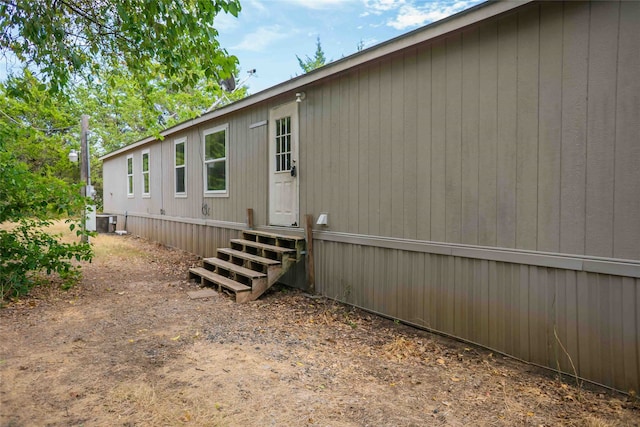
0,0,242,90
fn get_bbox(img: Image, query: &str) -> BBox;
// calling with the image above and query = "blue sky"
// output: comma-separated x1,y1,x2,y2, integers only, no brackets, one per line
217,0,484,94
0,0,483,92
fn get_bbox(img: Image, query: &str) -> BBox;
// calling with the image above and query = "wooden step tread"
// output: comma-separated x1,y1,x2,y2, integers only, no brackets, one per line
230,239,295,253
203,257,267,279
217,248,281,265
244,230,305,241
189,267,251,292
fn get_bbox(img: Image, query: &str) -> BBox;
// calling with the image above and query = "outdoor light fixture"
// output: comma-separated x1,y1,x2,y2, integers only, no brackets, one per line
316,213,328,226
296,92,306,103
68,149,79,163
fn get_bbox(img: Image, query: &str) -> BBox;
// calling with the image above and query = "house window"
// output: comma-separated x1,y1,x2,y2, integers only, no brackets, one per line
203,124,228,195
174,138,187,197
142,149,150,198
126,154,134,197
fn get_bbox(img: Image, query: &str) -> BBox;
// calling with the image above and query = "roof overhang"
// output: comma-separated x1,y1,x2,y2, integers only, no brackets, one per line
100,0,534,161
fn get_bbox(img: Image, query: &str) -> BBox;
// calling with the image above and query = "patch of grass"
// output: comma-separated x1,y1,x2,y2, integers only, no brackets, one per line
91,235,148,260
1,219,84,244
44,220,82,244
108,379,224,426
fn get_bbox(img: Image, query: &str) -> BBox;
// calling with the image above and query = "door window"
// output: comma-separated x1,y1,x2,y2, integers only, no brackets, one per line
275,116,291,172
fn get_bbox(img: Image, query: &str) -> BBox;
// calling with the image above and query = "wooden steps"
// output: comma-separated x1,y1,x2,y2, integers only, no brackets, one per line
229,239,295,262
203,257,267,280
217,247,281,266
188,230,305,302
188,267,251,292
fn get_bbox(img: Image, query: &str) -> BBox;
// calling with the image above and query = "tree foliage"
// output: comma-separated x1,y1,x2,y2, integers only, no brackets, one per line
297,37,329,73
0,0,241,91
0,164,93,302
77,67,248,156
0,71,80,179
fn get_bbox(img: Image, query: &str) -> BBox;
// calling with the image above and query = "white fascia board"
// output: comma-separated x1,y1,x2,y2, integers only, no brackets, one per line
100,0,533,162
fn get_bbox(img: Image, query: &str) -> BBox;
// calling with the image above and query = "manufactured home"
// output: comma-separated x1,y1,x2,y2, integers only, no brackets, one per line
101,0,640,392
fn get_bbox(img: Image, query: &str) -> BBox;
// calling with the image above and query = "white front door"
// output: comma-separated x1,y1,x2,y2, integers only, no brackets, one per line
269,102,299,226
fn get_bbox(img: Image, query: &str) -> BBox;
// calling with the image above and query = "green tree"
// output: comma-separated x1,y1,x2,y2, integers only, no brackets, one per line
77,67,249,155
0,0,241,91
297,37,329,73
0,153,93,303
0,73,92,303
0,71,79,181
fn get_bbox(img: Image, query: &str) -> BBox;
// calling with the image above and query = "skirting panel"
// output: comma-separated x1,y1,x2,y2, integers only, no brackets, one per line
123,215,241,258
315,240,639,393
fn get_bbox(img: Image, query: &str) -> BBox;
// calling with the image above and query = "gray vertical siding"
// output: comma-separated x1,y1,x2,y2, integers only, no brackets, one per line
495,14,517,249
297,1,639,260
614,2,640,260
477,20,498,247
585,2,617,257
560,2,589,256
515,7,538,250
537,2,563,253
314,240,640,392
430,39,446,243
104,106,273,225
461,28,479,246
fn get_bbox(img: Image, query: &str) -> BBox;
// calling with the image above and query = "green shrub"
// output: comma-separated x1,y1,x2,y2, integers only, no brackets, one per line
0,219,92,301
0,149,93,304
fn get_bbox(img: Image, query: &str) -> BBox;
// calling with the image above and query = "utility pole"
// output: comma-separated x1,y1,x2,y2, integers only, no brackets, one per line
80,114,89,198
68,115,94,243
80,114,95,243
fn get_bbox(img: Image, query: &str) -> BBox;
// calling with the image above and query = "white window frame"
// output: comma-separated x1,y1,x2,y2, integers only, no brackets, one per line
141,149,150,198
174,137,187,198
126,154,134,198
203,124,229,197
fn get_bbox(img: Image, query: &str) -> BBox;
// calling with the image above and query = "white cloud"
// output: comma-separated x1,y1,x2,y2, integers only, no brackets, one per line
363,0,405,14
214,10,240,32
387,5,445,29
386,0,480,30
231,25,292,52
246,0,268,13
217,0,268,31
283,0,353,10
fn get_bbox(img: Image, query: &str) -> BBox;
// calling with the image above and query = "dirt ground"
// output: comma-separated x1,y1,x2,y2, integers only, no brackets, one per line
1,232,638,426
